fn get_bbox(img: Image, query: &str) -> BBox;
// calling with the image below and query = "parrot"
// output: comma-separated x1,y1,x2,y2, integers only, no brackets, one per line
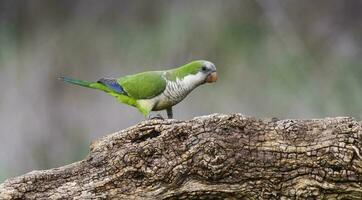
59,60,217,119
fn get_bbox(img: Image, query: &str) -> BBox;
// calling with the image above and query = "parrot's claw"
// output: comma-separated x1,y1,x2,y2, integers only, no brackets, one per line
148,114,165,120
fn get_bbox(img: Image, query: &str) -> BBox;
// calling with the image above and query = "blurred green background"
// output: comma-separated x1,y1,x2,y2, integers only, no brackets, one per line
0,0,361,182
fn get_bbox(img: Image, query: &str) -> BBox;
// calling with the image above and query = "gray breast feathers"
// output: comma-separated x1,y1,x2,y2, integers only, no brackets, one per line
163,80,193,104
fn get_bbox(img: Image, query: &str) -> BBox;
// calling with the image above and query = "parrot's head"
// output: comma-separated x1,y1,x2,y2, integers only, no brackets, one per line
180,60,217,85
199,60,217,84
169,60,217,89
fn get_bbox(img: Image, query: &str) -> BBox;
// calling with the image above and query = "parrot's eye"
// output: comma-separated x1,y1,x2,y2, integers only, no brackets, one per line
201,66,207,71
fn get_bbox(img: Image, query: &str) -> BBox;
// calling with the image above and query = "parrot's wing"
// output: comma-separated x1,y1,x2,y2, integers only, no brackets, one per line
97,78,127,94
117,71,166,100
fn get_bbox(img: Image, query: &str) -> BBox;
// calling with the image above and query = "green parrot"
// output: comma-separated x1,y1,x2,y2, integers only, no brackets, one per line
60,60,217,119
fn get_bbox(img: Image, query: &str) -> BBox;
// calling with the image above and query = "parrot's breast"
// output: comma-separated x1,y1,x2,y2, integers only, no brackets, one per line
151,78,197,111
138,73,204,111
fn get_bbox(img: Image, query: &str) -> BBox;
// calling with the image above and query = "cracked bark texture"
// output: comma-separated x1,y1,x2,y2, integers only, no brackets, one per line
1,114,362,199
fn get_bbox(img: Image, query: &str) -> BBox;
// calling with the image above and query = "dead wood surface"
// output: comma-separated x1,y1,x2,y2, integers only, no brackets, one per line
1,114,362,199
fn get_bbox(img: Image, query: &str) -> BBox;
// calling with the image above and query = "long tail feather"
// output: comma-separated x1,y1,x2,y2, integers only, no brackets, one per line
59,76,114,93
59,76,93,88
59,76,138,110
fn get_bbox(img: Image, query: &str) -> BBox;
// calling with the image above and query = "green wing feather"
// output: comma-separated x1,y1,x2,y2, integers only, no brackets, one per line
117,71,166,100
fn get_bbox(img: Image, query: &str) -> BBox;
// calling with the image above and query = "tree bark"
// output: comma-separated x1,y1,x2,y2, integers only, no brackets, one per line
1,114,362,199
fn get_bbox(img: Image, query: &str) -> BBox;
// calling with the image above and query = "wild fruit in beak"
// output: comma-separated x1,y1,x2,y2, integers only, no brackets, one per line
206,72,217,83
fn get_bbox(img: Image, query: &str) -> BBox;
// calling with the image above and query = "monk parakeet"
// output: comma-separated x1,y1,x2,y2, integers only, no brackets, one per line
60,60,217,119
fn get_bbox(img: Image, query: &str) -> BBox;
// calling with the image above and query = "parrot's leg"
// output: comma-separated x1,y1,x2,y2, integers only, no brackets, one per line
166,107,173,119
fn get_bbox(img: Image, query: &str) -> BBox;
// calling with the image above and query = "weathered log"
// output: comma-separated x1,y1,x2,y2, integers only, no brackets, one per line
0,114,362,199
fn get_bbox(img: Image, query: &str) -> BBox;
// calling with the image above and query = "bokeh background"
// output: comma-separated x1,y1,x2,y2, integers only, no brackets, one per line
0,0,361,181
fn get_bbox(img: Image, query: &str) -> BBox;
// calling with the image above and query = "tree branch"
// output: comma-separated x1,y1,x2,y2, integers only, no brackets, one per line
1,114,362,199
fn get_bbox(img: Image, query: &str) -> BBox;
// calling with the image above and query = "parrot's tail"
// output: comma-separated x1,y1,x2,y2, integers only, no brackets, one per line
59,77,93,88
59,76,114,93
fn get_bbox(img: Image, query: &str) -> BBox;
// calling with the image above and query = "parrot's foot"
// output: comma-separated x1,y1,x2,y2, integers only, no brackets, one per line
148,114,165,120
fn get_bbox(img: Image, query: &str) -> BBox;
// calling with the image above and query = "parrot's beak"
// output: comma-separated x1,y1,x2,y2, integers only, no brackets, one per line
206,72,218,83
